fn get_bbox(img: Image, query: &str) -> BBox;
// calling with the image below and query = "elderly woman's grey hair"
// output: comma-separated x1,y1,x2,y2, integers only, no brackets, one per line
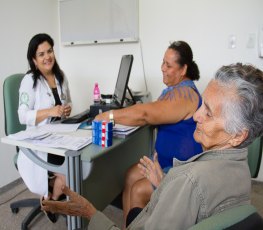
214,63,263,148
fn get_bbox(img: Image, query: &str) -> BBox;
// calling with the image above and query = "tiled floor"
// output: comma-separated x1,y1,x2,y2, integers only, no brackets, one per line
0,179,263,230
0,180,123,230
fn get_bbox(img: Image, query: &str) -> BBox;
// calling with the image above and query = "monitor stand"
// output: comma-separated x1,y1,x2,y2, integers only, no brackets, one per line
126,86,136,105
89,86,136,117
89,102,119,118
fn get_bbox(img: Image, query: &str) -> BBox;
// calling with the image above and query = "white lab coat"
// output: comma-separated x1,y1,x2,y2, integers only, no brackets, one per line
17,73,72,197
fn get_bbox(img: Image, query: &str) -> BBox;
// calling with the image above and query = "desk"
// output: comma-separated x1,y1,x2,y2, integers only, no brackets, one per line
1,125,154,230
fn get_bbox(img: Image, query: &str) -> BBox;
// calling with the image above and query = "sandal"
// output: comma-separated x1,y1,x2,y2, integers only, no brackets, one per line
40,196,58,223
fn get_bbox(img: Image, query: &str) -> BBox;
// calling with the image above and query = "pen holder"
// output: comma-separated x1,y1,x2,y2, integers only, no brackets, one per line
92,120,113,147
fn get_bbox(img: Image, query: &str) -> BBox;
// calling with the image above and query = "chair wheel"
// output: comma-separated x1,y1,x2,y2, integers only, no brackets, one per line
11,207,19,214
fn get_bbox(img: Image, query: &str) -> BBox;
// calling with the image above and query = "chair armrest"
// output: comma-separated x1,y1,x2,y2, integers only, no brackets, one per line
188,204,257,230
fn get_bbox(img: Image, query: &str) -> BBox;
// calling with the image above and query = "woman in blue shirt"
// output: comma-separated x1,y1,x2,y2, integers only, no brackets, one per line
96,41,202,226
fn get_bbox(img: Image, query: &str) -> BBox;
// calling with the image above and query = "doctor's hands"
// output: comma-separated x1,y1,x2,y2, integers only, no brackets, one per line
50,104,71,118
63,104,71,117
138,152,164,188
36,104,72,124
42,186,97,219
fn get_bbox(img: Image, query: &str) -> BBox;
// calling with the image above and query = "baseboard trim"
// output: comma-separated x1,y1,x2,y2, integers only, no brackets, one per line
252,179,263,186
0,178,23,194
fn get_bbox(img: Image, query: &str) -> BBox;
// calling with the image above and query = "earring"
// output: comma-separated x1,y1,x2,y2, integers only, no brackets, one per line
179,75,184,82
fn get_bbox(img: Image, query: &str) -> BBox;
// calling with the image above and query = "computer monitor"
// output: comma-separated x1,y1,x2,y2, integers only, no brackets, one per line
113,54,135,107
89,54,135,117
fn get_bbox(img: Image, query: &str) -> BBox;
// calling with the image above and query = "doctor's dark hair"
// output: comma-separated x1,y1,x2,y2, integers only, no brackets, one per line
27,33,64,88
168,41,200,81
214,63,263,148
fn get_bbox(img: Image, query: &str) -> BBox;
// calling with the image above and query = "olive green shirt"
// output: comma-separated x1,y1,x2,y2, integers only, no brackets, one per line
89,148,250,230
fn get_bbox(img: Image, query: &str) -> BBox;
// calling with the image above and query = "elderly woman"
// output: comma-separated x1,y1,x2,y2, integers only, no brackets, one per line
42,63,263,230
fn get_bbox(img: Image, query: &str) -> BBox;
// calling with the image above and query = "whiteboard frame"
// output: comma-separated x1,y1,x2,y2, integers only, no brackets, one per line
59,0,139,46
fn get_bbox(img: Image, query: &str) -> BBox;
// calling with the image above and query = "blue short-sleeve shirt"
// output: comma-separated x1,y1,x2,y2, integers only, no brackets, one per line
155,80,202,169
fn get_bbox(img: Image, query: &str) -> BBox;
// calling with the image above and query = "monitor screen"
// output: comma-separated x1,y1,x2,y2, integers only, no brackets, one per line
113,54,134,107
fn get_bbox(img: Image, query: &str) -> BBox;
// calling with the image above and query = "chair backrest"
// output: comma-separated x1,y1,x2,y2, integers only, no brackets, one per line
248,136,262,178
3,73,26,135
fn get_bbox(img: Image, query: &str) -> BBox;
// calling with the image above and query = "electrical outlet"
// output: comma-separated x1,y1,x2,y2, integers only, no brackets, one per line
247,33,256,48
228,35,236,49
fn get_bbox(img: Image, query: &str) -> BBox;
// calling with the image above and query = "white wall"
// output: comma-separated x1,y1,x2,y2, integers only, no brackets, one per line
138,0,263,96
59,0,263,112
59,0,263,179
1,0,263,187
0,0,59,187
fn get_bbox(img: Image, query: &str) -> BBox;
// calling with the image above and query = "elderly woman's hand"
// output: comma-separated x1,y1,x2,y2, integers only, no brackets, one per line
138,152,164,188
41,186,97,219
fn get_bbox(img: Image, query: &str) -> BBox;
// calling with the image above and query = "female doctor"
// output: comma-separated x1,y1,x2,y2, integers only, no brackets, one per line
17,33,72,222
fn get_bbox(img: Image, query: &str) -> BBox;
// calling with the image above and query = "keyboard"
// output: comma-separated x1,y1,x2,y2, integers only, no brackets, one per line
61,109,91,124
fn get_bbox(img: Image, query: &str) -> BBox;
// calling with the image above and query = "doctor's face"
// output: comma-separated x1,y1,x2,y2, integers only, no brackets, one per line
33,41,55,75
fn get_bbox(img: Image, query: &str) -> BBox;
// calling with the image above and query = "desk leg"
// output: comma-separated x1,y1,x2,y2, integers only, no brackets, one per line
20,148,82,230
65,153,82,230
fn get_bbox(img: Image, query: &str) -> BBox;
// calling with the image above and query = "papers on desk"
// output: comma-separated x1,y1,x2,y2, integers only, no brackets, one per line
38,123,81,132
113,124,139,138
29,134,91,151
8,124,92,151
8,129,51,141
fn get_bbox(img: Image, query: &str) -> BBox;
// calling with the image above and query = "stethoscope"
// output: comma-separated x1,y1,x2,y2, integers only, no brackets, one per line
42,77,66,103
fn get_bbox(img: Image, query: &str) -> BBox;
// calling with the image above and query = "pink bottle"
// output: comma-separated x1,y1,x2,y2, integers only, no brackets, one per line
93,83,100,104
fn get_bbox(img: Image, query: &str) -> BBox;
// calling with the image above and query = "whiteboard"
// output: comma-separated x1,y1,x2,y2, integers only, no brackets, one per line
59,0,139,45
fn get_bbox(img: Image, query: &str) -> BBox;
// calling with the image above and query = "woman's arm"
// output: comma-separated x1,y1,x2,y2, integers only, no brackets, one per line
144,174,199,230
35,106,65,124
18,75,38,126
95,86,200,126
42,186,121,230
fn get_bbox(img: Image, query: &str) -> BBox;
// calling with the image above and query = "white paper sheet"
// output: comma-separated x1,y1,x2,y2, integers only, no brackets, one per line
8,124,91,150
113,124,139,138
28,134,92,150
8,129,51,140
38,123,81,133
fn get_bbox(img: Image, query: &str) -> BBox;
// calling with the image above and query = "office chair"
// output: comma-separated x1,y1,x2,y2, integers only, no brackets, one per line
188,137,263,230
248,136,262,178
188,204,263,230
3,73,42,230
